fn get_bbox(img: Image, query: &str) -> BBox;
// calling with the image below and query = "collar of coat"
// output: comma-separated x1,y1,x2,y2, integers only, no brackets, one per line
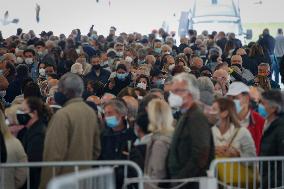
64,97,83,107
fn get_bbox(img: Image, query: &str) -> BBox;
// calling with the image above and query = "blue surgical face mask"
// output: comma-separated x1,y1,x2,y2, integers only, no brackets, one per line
154,48,161,54
108,59,114,65
154,79,165,88
258,103,268,118
138,60,145,65
117,73,128,80
234,99,242,114
105,116,119,128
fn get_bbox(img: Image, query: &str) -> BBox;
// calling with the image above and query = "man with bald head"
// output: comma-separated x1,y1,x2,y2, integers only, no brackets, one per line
230,55,254,83
191,57,203,69
213,69,230,95
101,93,116,105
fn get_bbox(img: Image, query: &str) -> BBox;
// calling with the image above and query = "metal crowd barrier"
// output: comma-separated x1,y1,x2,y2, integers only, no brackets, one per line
208,157,284,189
124,177,217,189
0,160,143,189
47,167,115,189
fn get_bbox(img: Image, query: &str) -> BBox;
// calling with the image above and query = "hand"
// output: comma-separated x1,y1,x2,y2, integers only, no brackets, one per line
228,68,234,75
217,57,223,64
122,151,129,156
215,146,227,157
108,81,115,89
227,147,240,157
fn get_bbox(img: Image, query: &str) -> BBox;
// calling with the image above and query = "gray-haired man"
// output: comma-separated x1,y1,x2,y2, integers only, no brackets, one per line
167,73,214,189
40,73,101,189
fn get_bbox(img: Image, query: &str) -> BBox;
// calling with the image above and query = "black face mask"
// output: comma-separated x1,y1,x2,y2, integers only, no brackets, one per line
185,53,191,60
54,92,69,106
233,64,242,70
93,64,101,70
17,113,31,125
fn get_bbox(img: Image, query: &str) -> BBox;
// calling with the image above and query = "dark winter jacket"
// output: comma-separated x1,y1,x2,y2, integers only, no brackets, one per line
260,115,284,188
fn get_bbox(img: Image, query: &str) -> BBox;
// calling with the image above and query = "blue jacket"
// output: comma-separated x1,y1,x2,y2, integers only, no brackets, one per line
259,34,276,55
82,44,97,58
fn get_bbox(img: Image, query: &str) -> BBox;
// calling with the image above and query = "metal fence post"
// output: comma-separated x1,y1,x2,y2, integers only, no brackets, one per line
199,177,217,189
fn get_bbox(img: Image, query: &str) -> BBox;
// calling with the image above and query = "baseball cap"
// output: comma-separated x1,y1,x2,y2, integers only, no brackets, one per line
226,82,250,96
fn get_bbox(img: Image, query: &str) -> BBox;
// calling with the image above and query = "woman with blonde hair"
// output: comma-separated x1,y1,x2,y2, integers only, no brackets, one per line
144,99,174,188
211,98,256,158
0,110,27,189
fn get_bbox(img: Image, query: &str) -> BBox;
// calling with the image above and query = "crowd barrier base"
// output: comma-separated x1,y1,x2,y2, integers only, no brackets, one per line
0,160,143,189
47,167,115,189
124,177,217,189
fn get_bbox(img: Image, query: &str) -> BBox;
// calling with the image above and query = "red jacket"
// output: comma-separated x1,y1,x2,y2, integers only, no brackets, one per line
247,110,265,155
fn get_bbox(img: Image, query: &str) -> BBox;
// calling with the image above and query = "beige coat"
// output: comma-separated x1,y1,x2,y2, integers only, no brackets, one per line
39,98,101,189
144,133,172,188
3,136,27,189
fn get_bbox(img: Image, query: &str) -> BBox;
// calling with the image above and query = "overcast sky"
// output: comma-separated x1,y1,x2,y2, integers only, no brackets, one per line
0,0,283,38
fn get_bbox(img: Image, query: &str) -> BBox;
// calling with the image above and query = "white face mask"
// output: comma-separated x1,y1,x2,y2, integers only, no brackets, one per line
137,82,147,90
76,48,81,55
5,118,10,126
37,51,43,56
168,92,183,108
25,58,33,65
116,51,124,57
100,61,109,66
137,95,143,100
16,57,24,64
125,56,133,63
168,64,175,72
39,68,46,76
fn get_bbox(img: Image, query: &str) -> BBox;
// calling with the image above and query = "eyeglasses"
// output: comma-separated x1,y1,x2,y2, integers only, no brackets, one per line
171,89,189,95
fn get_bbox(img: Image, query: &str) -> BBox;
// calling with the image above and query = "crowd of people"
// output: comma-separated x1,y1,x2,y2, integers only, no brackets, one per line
0,26,284,189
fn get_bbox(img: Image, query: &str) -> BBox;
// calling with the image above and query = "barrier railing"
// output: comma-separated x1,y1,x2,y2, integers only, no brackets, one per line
124,177,218,189
0,160,143,189
208,157,284,189
47,167,115,189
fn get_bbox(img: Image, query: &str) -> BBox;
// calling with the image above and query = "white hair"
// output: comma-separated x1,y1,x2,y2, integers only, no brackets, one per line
104,99,128,117
71,63,83,75
161,44,172,53
173,73,200,100
58,73,84,98
197,77,214,93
